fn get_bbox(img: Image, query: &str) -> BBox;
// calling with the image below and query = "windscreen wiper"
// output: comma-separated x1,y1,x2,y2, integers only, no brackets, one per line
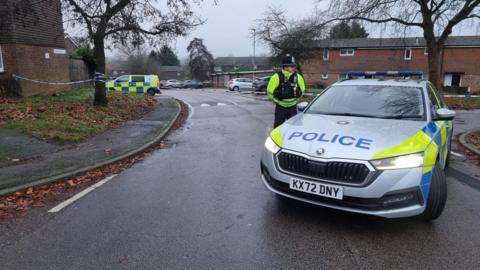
384,115,423,119
319,112,387,118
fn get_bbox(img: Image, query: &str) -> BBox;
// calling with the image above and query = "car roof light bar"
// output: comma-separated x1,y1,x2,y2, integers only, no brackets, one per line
347,71,424,78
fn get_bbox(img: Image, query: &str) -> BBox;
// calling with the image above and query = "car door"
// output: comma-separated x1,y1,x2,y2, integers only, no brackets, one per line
245,78,253,89
114,75,130,92
427,83,451,165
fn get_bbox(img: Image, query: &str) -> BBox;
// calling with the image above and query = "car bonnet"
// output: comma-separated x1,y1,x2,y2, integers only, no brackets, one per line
275,113,429,161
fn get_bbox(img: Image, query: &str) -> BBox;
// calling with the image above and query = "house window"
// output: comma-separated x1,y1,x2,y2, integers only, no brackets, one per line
339,48,354,56
0,46,4,73
338,73,348,81
404,48,412,60
321,74,328,80
323,49,329,60
444,73,463,87
424,48,428,55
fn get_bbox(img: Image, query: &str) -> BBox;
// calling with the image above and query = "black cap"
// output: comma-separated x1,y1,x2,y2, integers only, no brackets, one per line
282,54,296,67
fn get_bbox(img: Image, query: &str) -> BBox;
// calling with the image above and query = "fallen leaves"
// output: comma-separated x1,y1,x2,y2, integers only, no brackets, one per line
445,97,480,110
0,100,189,220
0,89,158,142
466,131,480,151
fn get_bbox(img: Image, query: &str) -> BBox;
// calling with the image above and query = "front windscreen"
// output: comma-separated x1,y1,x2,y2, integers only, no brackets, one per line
306,85,425,120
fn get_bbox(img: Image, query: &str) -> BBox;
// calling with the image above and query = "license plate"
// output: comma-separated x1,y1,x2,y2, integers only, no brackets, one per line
289,178,343,200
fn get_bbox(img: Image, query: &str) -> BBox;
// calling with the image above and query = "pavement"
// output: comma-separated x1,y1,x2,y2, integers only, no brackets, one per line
0,96,180,195
0,89,479,269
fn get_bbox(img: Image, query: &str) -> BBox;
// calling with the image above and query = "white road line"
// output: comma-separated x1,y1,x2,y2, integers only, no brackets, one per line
185,101,194,122
217,102,227,106
200,103,211,107
451,151,465,158
48,174,117,213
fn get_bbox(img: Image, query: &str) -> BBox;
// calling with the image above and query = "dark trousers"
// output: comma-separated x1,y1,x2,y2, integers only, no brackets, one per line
274,104,297,128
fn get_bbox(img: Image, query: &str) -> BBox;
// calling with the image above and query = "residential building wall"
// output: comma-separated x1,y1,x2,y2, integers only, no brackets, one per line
0,0,70,96
301,46,480,93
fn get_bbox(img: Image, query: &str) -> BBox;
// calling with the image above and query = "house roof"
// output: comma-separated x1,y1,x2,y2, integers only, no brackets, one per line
315,36,480,49
214,57,273,66
159,66,183,72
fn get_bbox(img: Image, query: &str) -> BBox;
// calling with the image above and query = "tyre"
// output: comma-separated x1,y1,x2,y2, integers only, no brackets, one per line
417,162,447,221
233,86,240,91
147,89,155,96
259,86,267,93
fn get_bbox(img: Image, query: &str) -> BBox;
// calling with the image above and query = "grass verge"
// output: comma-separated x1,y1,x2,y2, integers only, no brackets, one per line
444,97,480,110
0,88,157,143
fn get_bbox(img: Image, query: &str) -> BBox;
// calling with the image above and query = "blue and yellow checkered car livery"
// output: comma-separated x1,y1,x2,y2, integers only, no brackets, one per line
106,75,160,94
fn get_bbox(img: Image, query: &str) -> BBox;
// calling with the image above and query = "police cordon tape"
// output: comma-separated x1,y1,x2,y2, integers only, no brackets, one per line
13,74,94,85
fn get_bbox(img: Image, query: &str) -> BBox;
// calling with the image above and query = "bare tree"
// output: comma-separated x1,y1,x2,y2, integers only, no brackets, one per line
62,0,204,106
323,0,480,90
254,6,326,63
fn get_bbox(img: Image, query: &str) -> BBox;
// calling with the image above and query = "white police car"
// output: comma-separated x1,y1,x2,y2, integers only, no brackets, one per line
261,71,456,220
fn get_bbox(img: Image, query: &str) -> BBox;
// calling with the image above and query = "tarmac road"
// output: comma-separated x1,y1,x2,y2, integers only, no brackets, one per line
1,89,479,269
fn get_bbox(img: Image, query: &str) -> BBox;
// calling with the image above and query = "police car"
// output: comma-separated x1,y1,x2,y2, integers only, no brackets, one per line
106,75,161,96
261,71,456,220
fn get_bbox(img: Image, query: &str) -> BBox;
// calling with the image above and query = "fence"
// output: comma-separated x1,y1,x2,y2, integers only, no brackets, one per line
69,59,93,88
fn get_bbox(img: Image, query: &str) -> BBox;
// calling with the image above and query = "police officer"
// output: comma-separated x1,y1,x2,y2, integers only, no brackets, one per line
267,54,306,128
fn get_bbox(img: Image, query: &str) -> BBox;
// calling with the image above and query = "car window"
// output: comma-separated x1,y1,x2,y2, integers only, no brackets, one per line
132,76,145,83
116,76,129,83
428,83,446,108
307,85,425,120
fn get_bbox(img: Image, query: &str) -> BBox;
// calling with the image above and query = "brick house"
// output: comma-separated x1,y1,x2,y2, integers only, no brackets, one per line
0,0,70,96
301,36,480,93
214,57,275,73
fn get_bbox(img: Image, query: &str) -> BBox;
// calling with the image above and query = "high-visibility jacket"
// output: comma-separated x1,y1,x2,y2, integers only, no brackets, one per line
267,70,306,108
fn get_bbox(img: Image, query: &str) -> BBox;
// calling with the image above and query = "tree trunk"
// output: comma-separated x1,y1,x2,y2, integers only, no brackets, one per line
427,44,443,91
93,36,108,107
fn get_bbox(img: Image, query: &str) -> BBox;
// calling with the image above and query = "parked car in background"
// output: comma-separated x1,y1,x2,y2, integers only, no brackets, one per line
160,80,167,88
202,80,213,88
182,80,204,89
106,75,161,96
252,76,271,92
228,78,253,91
164,79,183,88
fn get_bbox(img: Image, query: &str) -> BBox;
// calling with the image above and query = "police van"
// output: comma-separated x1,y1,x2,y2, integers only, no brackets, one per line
106,75,161,96
261,71,456,220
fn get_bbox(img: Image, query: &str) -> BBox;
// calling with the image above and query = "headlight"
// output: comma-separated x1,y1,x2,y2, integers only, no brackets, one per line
264,136,281,154
371,152,424,170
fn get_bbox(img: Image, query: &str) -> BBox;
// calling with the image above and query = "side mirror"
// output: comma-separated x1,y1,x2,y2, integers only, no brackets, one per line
435,108,456,120
297,101,309,112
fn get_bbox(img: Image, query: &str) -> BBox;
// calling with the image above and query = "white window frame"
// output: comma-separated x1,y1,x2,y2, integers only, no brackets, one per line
424,48,429,55
404,48,412,60
339,48,354,56
321,73,328,80
0,46,4,73
338,74,348,81
323,48,329,61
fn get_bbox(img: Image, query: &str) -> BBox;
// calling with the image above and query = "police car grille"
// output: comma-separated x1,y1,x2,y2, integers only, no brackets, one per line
277,152,370,184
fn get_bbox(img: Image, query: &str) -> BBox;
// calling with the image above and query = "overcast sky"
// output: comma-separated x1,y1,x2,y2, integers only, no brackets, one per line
169,0,319,59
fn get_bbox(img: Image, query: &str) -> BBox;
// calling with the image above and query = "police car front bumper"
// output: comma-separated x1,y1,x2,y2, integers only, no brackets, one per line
261,150,426,219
